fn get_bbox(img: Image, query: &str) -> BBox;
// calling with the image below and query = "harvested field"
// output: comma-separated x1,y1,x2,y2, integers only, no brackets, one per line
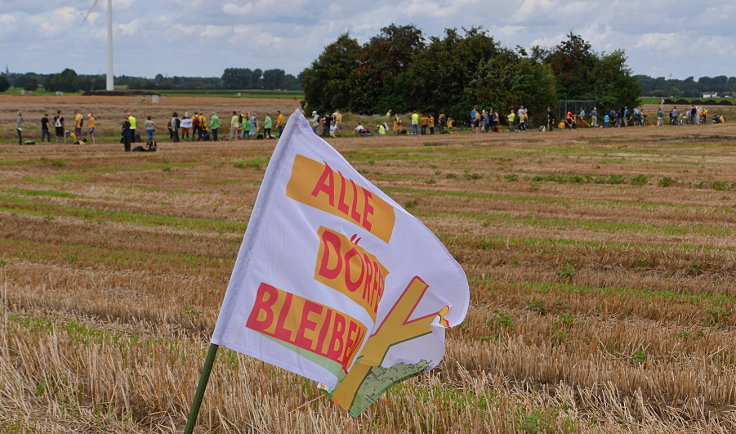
2,95,736,432
1,95,302,140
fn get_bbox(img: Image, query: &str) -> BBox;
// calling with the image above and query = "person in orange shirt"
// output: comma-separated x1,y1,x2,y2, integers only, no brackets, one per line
87,112,96,144
420,114,429,135
393,114,402,133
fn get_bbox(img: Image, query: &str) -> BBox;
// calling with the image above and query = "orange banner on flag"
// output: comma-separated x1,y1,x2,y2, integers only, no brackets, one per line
286,154,396,243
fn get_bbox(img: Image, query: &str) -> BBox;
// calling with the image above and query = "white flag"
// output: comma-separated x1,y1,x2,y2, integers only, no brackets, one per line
211,109,469,416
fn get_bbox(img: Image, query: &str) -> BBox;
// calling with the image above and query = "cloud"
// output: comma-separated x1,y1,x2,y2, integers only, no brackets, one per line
2,0,734,79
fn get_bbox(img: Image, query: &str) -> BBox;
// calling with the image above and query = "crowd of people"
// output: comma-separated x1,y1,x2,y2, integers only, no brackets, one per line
14,110,98,146
13,109,288,150
12,102,729,147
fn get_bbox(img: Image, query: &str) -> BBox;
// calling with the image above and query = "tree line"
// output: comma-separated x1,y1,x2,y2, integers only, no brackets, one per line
635,75,736,98
301,25,642,124
0,67,303,93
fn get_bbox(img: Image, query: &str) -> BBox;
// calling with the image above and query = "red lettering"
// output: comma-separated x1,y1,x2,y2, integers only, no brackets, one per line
327,312,346,360
350,179,362,223
318,230,343,279
273,293,294,341
317,309,332,354
337,171,350,214
245,283,278,331
361,254,374,304
310,163,335,206
344,247,364,293
344,320,360,367
361,187,375,231
294,300,323,351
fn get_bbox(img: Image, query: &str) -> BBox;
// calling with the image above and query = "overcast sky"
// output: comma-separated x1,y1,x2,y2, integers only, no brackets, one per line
2,0,734,80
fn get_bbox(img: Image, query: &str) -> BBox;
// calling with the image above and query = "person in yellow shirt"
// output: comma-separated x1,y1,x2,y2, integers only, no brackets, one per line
74,111,84,139
230,111,240,140
428,115,435,134
411,112,419,135
128,113,137,142
420,114,429,135
507,110,516,132
332,110,342,137
199,114,208,141
276,111,286,137
87,112,96,144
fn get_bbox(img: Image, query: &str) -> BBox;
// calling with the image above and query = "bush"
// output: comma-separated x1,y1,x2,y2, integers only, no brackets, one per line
631,175,648,185
659,177,674,187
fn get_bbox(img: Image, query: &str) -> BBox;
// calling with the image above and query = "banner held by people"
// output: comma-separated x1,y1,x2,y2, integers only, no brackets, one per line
203,108,469,418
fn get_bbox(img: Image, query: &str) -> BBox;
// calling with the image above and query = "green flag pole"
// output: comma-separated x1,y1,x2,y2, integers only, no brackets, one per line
184,343,219,434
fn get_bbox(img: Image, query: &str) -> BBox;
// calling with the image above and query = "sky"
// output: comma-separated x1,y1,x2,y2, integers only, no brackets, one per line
2,0,734,80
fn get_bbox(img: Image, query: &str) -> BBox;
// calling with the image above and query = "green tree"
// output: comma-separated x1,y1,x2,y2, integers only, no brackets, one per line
24,78,38,92
545,33,640,114
263,69,285,89
46,68,80,92
0,75,9,92
221,68,252,89
544,33,596,101
406,27,499,118
350,24,425,114
588,50,640,112
302,33,361,113
464,48,556,126
252,68,263,88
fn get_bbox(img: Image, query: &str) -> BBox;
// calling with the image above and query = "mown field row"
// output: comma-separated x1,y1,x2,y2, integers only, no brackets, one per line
2,122,736,432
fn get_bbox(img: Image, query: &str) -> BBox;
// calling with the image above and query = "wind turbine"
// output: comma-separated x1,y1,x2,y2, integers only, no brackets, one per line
83,0,114,91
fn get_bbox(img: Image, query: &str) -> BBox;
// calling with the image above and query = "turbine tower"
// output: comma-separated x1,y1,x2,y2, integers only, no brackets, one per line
84,0,114,91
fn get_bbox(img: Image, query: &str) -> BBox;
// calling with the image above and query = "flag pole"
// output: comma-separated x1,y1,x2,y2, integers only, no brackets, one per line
184,343,219,434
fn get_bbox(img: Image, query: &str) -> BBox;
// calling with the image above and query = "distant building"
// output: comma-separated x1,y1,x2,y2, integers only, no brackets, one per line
702,91,719,98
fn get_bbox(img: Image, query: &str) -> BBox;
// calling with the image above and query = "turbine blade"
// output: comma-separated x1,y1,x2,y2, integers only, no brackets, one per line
82,0,101,22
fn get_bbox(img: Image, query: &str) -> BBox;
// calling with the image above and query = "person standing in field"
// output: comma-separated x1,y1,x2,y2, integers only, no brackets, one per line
242,112,251,140
250,113,258,138
180,114,192,140
590,107,598,127
210,112,220,141
74,110,84,139
428,114,435,134
128,113,137,142
121,116,132,152
411,111,419,135
16,112,23,145
170,112,180,142
657,107,664,126
263,113,273,139
311,111,320,134
322,112,331,138
144,116,155,144
507,109,516,132
41,113,51,142
53,110,64,143
276,111,286,137
546,107,555,131
420,113,428,135
192,112,200,140
230,111,239,140
88,112,96,144
331,110,341,137
438,113,446,133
